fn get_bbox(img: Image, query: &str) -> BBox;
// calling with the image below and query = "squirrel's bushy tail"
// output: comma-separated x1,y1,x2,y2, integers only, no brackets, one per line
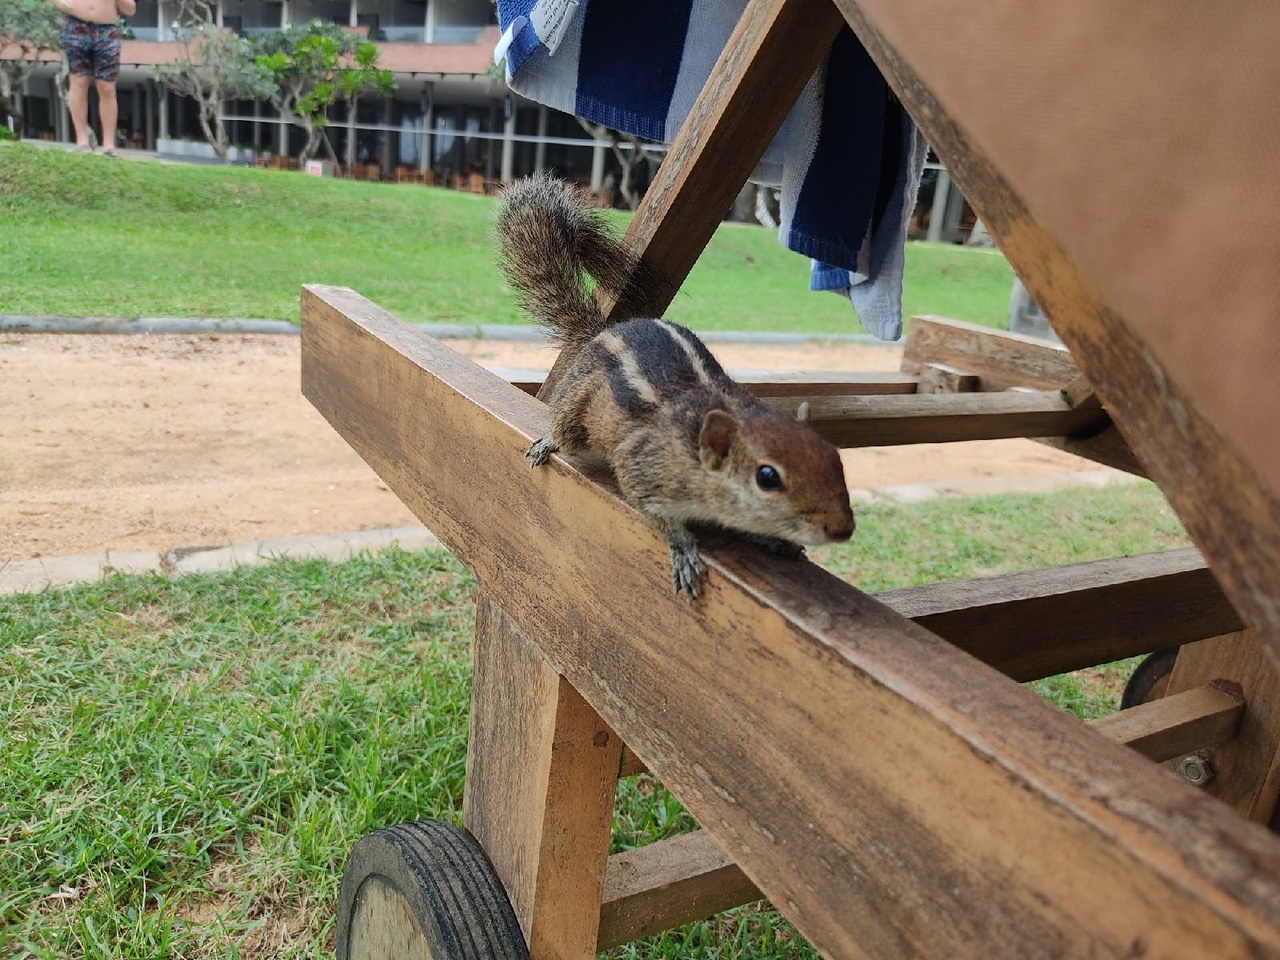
495,171,644,352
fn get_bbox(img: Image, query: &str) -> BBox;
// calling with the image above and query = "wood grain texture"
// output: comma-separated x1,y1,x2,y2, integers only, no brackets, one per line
839,0,1280,666
301,286,1280,960
765,390,1107,447
596,684,1248,944
877,547,1242,682
497,370,921,400
902,316,1078,391
1091,684,1245,764
901,316,1145,474
598,831,762,951
464,596,621,959
1166,632,1280,824
844,3,1280,496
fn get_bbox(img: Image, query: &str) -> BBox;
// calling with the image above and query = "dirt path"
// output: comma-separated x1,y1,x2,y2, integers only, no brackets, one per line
0,332,1107,562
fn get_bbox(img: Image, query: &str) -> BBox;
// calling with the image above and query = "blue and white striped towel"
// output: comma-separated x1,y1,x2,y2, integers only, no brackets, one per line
494,0,928,341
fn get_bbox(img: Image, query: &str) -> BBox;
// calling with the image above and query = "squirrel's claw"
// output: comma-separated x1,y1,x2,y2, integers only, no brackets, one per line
669,541,707,601
526,436,558,467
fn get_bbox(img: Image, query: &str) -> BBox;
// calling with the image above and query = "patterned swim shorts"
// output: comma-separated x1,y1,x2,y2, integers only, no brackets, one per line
60,15,121,83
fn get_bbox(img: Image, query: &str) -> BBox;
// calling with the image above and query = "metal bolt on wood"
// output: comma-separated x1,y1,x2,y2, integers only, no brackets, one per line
1178,754,1216,787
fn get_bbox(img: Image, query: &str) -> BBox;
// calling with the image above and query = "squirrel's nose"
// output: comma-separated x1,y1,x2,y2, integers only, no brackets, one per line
826,518,855,542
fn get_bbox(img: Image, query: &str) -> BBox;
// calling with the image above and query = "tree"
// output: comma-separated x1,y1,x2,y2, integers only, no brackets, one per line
0,0,62,139
575,118,663,211
255,20,395,163
154,23,274,162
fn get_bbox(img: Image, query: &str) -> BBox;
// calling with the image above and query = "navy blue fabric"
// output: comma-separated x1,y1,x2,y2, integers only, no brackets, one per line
788,28,886,272
494,0,541,75
492,0,926,342
574,0,694,141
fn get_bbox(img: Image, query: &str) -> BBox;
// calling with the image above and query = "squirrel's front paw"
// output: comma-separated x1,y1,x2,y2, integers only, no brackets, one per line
669,541,707,601
526,436,558,467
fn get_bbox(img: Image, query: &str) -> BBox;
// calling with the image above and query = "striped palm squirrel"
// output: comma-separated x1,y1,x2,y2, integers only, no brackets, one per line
496,172,855,600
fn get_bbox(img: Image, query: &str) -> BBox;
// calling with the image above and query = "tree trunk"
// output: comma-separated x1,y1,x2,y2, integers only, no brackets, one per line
195,96,229,163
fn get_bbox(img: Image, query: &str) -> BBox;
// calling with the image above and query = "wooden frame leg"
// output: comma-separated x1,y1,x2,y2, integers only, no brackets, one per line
1164,631,1280,824
463,593,623,959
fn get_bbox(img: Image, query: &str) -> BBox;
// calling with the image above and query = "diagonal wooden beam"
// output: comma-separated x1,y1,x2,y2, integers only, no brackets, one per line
836,0,1280,665
540,0,846,399
302,286,1280,960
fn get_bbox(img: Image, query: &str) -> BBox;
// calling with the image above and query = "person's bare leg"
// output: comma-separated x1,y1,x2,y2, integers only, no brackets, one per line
67,74,92,149
96,79,118,154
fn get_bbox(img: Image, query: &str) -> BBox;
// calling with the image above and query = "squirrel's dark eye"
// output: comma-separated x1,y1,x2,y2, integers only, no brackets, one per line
756,465,784,491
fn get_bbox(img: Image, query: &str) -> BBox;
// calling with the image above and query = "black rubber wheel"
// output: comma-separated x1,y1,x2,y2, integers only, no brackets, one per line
1120,648,1180,710
335,819,529,960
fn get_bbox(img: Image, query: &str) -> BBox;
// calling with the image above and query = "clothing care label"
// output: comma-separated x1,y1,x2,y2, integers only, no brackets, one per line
529,0,580,56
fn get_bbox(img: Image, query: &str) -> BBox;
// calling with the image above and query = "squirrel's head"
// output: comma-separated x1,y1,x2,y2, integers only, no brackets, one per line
697,407,855,545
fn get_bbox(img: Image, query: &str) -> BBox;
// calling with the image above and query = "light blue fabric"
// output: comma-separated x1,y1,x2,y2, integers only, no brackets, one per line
494,0,923,341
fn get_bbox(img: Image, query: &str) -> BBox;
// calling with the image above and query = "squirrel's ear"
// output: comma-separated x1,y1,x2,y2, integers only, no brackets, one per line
795,401,811,423
699,409,739,471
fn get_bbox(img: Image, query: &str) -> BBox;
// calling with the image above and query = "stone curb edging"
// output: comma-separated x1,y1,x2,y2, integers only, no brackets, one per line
0,314,892,346
0,470,1137,596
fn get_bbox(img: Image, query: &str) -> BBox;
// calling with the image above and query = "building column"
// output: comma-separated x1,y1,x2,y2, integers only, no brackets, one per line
500,97,516,182
158,83,169,141
54,79,69,143
926,168,950,243
419,83,433,173
590,140,605,192
215,0,223,27
346,98,357,167
252,99,262,149
280,0,289,28
533,104,548,172
349,0,357,27
131,85,142,143
382,96,394,175
145,79,156,149
425,0,436,43
484,100,498,179
157,0,166,39
278,106,288,156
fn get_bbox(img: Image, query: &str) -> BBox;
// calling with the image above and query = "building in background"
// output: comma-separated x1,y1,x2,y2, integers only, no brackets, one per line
7,0,623,188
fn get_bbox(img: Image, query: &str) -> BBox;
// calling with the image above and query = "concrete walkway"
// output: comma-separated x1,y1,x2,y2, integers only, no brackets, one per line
0,468,1134,596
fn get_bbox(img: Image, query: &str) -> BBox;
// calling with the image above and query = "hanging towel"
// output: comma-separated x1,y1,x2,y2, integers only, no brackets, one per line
494,0,924,341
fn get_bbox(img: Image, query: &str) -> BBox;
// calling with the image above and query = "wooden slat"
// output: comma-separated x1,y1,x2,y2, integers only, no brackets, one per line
1166,632,1280,823
902,316,1078,391
877,547,1242,682
541,0,846,398
900,316,1146,475
838,0,1280,666
765,390,1107,447
601,682,1246,947
301,286,1280,960
1091,683,1245,763
727,371,920,398
597,831,761,951
492,368,922,400
463,598,622,956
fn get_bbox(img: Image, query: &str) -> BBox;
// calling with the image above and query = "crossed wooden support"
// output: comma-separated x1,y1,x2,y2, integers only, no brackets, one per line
304,0,1280,955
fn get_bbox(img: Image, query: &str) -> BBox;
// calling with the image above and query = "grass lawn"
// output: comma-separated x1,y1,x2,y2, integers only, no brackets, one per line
0,143,1015,334
1,484,1189,959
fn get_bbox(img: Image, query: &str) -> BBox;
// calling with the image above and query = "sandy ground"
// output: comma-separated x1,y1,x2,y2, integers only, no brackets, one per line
0,332,1104,562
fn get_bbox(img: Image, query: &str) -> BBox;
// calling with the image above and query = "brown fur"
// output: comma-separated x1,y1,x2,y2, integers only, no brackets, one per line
498,174,855,600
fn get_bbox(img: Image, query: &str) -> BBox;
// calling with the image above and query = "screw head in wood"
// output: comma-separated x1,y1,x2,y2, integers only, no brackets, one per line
1177,754,1215,786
